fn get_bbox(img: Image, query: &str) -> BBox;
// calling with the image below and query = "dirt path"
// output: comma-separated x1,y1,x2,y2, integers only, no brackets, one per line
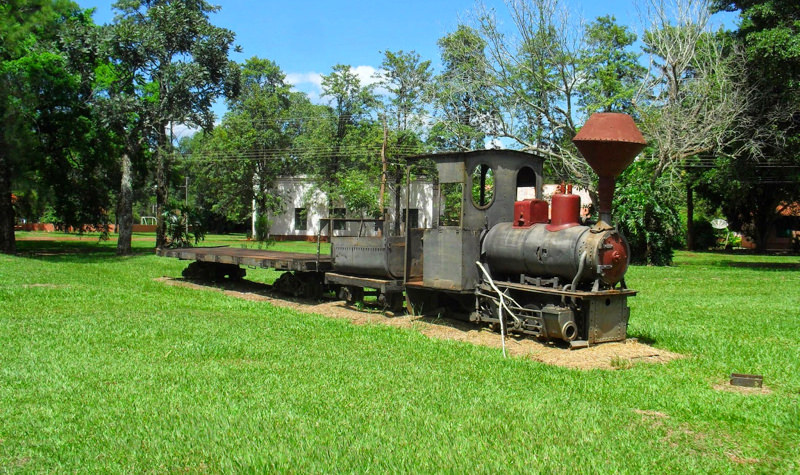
157,277,683,370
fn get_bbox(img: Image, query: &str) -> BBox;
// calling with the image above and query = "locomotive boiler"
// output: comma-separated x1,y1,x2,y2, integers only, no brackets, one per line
162,113,646,349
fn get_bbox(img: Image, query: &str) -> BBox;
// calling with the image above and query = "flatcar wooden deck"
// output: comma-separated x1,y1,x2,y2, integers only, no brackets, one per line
157,246,333,272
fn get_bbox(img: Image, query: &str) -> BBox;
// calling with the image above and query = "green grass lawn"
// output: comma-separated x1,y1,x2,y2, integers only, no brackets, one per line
1,233,798,472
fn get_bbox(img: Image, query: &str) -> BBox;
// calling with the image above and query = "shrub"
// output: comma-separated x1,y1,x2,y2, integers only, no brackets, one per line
692,219,717,250
254,214,272,242
613,161,683,266
162,200,205,248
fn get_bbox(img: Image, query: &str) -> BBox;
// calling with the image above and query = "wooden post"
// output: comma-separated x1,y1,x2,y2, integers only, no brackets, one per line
379,116,388,213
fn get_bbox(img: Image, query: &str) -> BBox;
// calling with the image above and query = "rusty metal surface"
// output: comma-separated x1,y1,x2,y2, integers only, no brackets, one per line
423,228,482,290
572,112,646,177
587,294,630,344
157,246,333,272
730,373,763,388
573,113,646,222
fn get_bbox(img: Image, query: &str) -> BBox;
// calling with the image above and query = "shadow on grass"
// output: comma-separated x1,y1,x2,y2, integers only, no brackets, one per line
625,332,658,346
16,240,155,263
724,261,800,270
169,276,643,349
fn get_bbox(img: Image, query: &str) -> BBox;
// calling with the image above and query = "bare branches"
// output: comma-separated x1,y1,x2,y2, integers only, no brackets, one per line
635,0,785,180
467,0,591,183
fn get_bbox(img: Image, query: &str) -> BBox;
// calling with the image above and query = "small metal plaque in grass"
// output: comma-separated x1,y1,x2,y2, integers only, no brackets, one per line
730,373,763,388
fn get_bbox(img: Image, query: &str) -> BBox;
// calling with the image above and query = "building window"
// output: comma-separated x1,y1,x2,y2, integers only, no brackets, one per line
332,208,346,231
402,208,419,229
294,208,307,231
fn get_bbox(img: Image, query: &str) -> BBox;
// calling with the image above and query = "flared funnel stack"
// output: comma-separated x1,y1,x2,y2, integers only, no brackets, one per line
572,113,646,224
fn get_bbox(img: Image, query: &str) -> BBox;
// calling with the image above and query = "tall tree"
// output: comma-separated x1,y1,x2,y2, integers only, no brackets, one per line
609,0,756,264
378,50,432,134
638,0,752,180
107,0,239,250
429,25,492,151
704,0,800,250
190,58,318,233
376,50,432,234
459,2,646,187
0,0,98,254
317,64,380,211
578,15,645,115
468,0,589,182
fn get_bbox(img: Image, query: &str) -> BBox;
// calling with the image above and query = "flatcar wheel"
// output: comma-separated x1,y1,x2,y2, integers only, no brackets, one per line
378,292,404,312
339,286,364,304
297,272,324,299
275,272,303,297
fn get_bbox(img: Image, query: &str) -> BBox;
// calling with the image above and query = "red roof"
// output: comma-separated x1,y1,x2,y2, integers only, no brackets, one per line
778,202,800,216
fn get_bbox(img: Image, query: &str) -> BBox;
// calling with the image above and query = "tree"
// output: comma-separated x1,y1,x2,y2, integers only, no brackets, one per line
0,0,104,254
638,0,752,180
468,0,589,182
611,0,757,263
377,50,432,134
190,58,301,230
107,0,239,250
702,0,800,250
429,25,492,151
578,16,645,116
375,50,432,234
316,64,380,212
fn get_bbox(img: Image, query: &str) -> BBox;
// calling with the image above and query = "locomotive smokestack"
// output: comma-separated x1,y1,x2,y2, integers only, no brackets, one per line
572,113,646,225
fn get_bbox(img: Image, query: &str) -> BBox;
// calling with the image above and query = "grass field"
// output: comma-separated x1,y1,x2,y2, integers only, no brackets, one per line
1,233,798,472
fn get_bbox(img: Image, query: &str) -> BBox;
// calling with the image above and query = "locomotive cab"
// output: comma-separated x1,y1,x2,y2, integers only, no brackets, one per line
413,150,545,292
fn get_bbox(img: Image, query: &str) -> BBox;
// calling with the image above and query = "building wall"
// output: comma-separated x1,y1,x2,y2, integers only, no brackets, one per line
264,177,434,240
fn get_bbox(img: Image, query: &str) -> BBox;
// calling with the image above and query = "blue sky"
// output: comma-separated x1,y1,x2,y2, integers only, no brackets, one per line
78,0,738,121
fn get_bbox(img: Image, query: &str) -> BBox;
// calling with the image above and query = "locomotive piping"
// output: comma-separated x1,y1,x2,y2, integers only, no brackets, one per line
476,261,508,358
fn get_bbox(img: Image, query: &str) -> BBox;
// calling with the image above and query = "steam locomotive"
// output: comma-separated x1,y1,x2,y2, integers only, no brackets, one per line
162,113,646,348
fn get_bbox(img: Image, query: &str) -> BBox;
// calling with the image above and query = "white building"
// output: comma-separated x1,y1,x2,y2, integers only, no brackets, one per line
260,177,435,240
258,177,593,240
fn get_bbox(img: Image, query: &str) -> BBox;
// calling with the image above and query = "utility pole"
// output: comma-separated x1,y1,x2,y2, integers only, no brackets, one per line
379,115,388,228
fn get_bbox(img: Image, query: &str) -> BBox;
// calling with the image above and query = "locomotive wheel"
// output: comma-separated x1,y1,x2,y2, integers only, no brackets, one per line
274,272,303,297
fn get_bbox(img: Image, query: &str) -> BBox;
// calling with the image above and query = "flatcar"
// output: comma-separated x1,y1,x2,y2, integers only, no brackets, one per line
160,113,646,348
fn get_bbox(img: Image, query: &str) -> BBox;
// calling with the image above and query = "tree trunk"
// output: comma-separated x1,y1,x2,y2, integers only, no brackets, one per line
155,125,168,248
686,180,694,251
0,151,16,255
116,153,134,255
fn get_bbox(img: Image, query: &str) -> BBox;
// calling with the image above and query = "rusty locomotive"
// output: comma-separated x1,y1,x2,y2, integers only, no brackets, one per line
161,113,646,348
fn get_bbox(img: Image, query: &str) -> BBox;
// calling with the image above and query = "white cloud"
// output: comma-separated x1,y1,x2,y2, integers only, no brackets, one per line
285,71,323,89
351,65,382,86
170,123,200,140
286,65,385,104
285,71,324,102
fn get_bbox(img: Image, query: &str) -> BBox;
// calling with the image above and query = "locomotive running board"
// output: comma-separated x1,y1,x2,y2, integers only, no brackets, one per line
480,280,637,298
